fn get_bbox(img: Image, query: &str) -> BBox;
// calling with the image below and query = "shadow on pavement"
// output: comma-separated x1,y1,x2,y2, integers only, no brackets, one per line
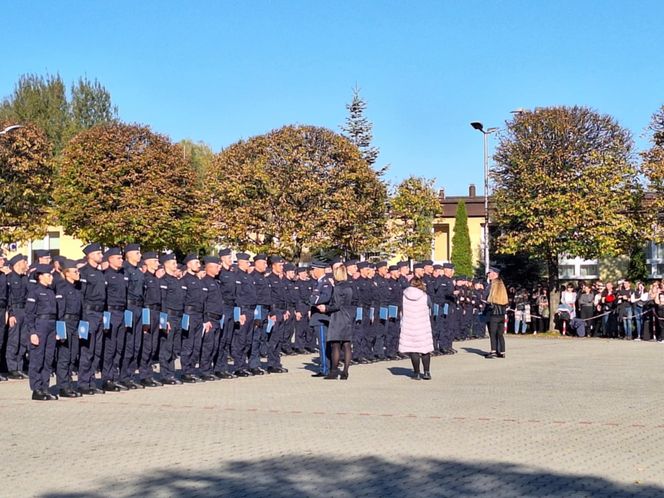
461,347,488,357
39,455,663,497
387,366,414,377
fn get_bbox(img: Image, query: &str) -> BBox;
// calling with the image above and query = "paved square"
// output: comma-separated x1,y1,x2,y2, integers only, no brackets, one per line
2,337,664,497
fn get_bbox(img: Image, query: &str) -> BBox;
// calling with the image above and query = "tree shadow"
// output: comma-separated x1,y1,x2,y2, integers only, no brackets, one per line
387,366,413,377
461,347,489,357
39,455,663,498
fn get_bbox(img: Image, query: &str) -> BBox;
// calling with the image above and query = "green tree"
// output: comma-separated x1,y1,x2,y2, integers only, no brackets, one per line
451,200,473,275
389,176,442,261
55,123,209,253
68,77,118,136
492,106,643,325
642,105,664,243
341,85,379,167
0,121,54,243
204,125,387,259
0,74,69,153
179,139,215,182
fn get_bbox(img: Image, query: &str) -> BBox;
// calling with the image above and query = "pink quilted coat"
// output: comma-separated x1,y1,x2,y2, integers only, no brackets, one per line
398,286,434,354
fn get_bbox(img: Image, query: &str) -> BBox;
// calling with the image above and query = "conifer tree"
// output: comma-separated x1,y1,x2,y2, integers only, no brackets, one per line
341,85,379,167
451,200,473,275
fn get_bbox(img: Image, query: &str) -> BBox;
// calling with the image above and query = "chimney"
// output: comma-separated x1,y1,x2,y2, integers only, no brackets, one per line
469,184,476,197
438,188,445,200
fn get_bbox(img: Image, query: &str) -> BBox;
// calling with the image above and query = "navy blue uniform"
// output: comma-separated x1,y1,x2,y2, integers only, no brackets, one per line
232,268,257,372
201,274,224,376
78,263,106,390
249,270,272,369
309,275,333,375
436,275,456,353
0,271,7,369
294,277,314,351
160,272,185,379
374,275,392,360
215,266,237,375
55,278,82,390
103,266,128,383
355,276,375,361
123,261,144,380
264,272,288,369
141,271,162,381
25,283,57,393
181,271,205,376
5,270,28,373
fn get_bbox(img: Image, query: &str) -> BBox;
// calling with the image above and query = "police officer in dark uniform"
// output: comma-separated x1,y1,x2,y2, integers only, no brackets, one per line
5,253,29,379
385,265,402,359
355,261,374,364
264,256,288,374
373,261,391,361
309,259,333,377
215,249,237,379
77,244,106,395
102,247,129,392
180,253,204,383
159,253,184,385
248,254,271,375
200,255,224,381
54,258,83,397
283,263,301,354
0,251,8,381
436,262,457,355
122,244,145,389
26,264,58,400
232,253,256,377
295,266,315,353
140,251,163,387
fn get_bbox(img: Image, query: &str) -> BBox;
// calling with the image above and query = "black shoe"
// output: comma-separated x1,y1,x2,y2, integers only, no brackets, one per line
234,370,250,377
129,380,145,389
8,370,24,380
17,371,29,379
267,366,285,374
140,378,160,388
121,380,138,390
201,374,217,381
161,377,182,385
102,381,122,392
114,381,130,391
324,370,340,380
58,388,79,398
0,373,7,381
422,372,432,380
359,358,369,365
340,371,349,380
250,368,266,376
496,353,505,358
216,371,236,379
79,387,104,395
484,352,496,359
293,348,306,354
32,390,51,401
412,373,422,380
311,372,326,378
181,374,198,383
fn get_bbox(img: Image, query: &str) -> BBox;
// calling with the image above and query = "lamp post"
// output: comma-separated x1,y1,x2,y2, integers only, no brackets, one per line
0,125,22,135
470,122,498,274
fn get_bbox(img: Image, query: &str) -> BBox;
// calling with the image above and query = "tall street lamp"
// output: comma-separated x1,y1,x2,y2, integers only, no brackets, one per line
0,125,22,135
470,121,498,274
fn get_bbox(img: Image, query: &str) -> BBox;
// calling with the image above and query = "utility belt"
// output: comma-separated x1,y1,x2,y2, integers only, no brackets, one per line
144,304,161,311
10,303,25,309
184,305,203,315
37,314,57,320
127,299,144,307
206,312,223,321
106,305,125,312
84,304,104,312
63,313,80,321
167,309,183,318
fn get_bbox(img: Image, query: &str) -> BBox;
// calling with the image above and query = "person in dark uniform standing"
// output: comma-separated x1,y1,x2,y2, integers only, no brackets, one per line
264,256,288,374
25,264,59,400
54,258,83,397
122,244,145,389
102,247,129,392
373,261,391,361
180,253,204,383
159,253,184,385
200,256,224,381
295,266,315,353
355,261,374,364
215,249,237,379
139,252,163,387
78,244,106,395
436,263,457,355
285,263,304,354
385,265,403,360
248,254,271,375
5,253,29,379
0,251,8,381
232,253,257,377
310,259,333,377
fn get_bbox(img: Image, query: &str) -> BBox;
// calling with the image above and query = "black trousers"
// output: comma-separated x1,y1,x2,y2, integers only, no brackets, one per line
488,315,505,354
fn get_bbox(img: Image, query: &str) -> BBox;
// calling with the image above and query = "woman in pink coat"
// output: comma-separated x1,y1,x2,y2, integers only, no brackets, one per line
399,277,434,380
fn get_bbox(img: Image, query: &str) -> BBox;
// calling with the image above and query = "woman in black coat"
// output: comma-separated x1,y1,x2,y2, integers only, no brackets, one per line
324,265,354,379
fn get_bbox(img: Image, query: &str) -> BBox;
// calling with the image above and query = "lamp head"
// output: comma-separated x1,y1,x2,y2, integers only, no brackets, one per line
470,122,484,131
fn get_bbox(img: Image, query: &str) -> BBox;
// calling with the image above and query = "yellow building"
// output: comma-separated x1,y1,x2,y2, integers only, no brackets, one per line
432,184,488,266
3,226,84,264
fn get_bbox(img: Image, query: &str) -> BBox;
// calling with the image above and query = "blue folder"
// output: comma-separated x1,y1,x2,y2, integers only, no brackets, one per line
159,312,168,329
78,320,90,340
433,304,440,317
266,319,274,334
56,321,67,340
102,311,111,329
141,308,150,326
443,303,449,316
124,310,133,327
355,307,363,322
234,307,241,322
379,307,388,321
254,305,263,321
388,305,398,319
181,313,190,331
369,307,375,323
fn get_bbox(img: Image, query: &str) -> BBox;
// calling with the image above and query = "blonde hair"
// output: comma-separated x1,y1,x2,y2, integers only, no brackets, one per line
488,278,509,305
333,265,347,282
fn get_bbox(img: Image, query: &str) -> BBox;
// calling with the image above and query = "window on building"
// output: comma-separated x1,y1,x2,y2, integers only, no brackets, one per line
646,242,664,278
30,230,61,262
558,255,599,280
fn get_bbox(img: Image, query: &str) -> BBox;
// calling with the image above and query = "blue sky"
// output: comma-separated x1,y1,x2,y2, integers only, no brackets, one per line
3,1,662,195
